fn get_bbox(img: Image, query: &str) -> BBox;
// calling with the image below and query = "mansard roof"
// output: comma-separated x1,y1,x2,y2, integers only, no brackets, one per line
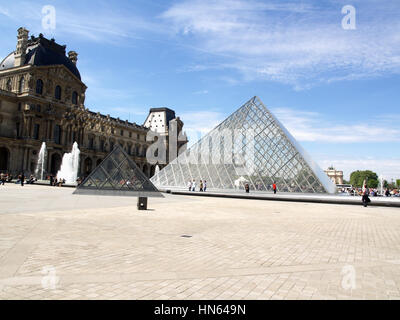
0,34,81,80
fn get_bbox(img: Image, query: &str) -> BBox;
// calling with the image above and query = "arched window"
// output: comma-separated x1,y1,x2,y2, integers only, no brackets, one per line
19,77,25,93
72,91,78,105
84,158,93,175
55,85,62,100
6,79,12,91
0,147,10,171
36,79,43,95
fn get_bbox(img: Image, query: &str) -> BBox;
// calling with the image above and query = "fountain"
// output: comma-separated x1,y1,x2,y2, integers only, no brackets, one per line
378,175,385,196
57,142,80,185
154,165,160,185
35,142,47,180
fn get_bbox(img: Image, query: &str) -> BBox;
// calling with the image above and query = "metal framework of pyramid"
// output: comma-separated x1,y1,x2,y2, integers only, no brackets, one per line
74,145,163,197
151,96,336,194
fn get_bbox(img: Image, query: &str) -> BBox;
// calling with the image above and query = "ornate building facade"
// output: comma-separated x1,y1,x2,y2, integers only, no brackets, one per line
0,27,186,178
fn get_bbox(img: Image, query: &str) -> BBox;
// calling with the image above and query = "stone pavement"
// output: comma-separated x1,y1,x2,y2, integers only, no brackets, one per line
0,184,400,300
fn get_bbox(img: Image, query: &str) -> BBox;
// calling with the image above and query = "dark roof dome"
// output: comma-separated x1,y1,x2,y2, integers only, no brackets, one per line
0,34,81,80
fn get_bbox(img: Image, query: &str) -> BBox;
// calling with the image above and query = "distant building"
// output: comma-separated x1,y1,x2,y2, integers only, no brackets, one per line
0,27,187,178
324,167,344,185
143,107,187,164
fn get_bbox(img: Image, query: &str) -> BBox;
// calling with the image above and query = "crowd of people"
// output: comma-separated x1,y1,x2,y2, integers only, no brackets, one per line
0,172,72,187
186,180,278,194
0,172,13,185
341,187,400,197
187,179,207,192
47,175,67,187
0,172,37,186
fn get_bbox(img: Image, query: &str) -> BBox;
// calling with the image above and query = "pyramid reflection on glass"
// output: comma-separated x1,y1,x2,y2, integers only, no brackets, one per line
151,96,336,194
74,145,163,197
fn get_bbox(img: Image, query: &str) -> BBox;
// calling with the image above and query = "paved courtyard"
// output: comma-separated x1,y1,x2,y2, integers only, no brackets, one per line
0,184,400,300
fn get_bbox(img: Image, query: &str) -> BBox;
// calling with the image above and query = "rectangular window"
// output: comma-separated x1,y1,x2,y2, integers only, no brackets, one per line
120,130,124,136
89,138,94,150
54,125,61,145
33,124,40,140
16,122,20,137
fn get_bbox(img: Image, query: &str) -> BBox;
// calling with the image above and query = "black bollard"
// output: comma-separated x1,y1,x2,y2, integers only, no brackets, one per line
137,197,148,210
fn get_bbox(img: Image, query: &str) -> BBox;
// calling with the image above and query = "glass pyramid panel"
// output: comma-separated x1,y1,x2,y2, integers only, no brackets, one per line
74,145,163,197
151,96,336,194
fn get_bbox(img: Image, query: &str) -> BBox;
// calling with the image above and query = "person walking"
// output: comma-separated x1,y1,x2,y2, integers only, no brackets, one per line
192,180,196,192
0,173,5,185
272,182,277,194
204,180,207,192
187,180,192,191
199,180,203,192
20,172,25,187
245,183,250,193
362,184,371,207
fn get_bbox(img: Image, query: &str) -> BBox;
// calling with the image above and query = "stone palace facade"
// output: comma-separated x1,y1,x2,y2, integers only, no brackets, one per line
0,27,186,178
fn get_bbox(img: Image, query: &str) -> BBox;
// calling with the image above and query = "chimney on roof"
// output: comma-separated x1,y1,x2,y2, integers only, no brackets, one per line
14,27,29,67
68,51,78,66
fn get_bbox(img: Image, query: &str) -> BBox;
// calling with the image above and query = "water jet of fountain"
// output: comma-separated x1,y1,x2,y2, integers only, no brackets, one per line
57,142,80,185
378,175,384,196
154,165,160,184
35,142,47,180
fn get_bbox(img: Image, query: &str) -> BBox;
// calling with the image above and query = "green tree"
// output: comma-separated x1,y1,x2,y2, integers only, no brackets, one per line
349,170,379,188
396,179,400,188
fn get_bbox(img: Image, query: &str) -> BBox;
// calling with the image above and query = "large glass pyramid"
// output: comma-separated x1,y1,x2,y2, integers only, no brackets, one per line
151,96,336,194
74,145,163,197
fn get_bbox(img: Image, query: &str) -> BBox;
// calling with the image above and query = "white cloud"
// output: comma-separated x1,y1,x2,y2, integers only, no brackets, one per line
162,0,400,88
0,8,11,17
193,90,209,94
1,1,166,44
180,105,400,146
271,107,400,143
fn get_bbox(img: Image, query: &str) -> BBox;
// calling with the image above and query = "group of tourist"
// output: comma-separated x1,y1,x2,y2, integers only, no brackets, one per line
341,187,400,197
0,172,37,186
187,180,207,192
15,173,37,186
186,180,278,194
0,172,13,185
360,185,400,207
48,175,66,187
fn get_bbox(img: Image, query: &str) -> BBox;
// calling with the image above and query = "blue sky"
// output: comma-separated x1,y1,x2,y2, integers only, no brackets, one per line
1,0,399,180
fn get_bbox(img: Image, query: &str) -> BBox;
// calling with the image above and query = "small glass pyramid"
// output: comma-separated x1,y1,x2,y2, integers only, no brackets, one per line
74,145,163,197
151,96,336,194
